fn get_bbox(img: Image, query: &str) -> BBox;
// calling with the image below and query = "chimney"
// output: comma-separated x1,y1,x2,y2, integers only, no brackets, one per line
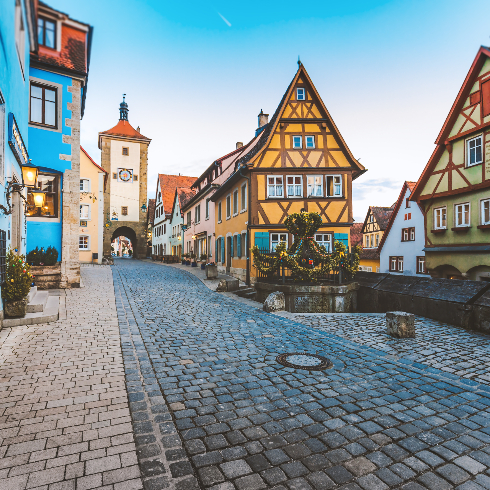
258,109,269,128
136,126,140,133
236,142,243,149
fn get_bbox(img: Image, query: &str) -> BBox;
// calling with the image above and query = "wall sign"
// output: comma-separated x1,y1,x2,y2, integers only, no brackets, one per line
8,113,29,167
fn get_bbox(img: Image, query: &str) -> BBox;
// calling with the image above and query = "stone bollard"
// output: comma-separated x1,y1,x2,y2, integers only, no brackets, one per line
263,292,286,313
386,311,415,338
205,264,218,279
216,278,239,292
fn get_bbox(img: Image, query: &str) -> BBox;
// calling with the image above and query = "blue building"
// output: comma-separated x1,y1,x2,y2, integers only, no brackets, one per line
379,181,427,276
0,1,36,271
26,1,92,287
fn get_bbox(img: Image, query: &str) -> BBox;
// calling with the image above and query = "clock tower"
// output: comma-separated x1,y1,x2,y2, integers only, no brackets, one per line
98,96,151,259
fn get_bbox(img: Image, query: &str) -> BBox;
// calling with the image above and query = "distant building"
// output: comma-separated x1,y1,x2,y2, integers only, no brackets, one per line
411,46,490,281
27,1,92,287
79,147,106,264
349,222,363,249
146,198,155,257
358,206,394,272
379,182,426,275
99,97,151,259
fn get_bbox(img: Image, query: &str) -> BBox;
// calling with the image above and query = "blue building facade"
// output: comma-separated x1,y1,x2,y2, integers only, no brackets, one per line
0,1,35,269
379,182,427,276
26,1,92,287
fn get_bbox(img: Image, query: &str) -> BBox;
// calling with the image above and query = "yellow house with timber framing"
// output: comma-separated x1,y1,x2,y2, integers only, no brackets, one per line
211,63,366,284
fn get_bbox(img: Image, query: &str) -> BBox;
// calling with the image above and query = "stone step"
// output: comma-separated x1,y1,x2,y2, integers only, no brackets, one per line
27,291,49,313
234,287,255,297
27,286,37,303
3,296,59,328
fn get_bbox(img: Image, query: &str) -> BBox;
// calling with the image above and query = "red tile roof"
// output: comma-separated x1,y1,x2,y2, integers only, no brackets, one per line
99,120,151,142
350,223,363,248
81,146,106,173
158,174,197,218
147,199,156,226
177,188,197,214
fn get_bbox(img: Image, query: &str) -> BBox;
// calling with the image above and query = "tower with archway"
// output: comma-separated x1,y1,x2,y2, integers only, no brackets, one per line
98,96,151,259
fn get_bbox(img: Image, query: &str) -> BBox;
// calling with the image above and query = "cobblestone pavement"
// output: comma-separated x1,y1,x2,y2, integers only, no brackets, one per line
287,314,490,386
113,259,490,490
0,265,143,490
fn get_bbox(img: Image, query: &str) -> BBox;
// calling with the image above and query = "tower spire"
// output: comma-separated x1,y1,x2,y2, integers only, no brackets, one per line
119,94,129,121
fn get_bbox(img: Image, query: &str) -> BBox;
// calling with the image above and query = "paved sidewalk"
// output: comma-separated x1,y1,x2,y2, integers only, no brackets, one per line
0,265,142,490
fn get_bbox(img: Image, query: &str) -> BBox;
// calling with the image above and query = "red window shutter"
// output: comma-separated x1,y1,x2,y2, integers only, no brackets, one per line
470,91,480,106
482,80,490,117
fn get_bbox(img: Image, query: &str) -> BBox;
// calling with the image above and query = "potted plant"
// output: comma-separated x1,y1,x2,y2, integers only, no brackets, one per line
190,253,197,267
2,249,33,318
200,254,207,270
181,253,186,265
205,261,218,279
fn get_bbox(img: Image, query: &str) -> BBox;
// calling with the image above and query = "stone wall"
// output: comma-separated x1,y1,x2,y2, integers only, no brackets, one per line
355,271,490,333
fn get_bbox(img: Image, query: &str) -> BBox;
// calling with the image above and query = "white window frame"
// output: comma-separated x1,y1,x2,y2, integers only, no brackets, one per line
398,257,404,272
80,179,90,192
205,198,210,220
195,204,200,224
481,198,490,225
326,175,342,197
218,202,222,223
80,203,90,220
226,194,231,219
297,88,305,100
390,257,397,271
305,136,315,149
233,189,239,217
314,233,333,253
267,176,284,198
375,234,379,247
417,256,426,274
410,228,415,241
293,136,302,149
241,183,247,212
434,206,447,230
307,175,323,197
454,202,470,227
79,235,90,250
286,175,303,198
466,134,483,167
270,233,288,252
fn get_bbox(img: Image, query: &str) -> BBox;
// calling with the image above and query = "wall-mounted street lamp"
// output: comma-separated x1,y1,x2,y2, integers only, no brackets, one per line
178,236,181,241
0,162,40,215
192,235,196,240
141,203,147,212
31,190,46,208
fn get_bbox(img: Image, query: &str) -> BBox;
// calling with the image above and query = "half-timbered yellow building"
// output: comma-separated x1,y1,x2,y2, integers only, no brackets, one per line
212,63,366,284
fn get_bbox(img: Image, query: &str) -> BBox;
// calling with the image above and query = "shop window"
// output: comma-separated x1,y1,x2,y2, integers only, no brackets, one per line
26,173,59,218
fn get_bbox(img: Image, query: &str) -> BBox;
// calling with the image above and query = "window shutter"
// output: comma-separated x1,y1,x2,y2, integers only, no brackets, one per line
254,232,269,251
244,232,248,256
482,80,490,117
237,235,241,257
215,238,219,261
221,239,225,264
334,233,349,250
230,237,234,258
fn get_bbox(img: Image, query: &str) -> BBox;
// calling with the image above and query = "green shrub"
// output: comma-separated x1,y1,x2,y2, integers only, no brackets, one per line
26,246,59,266
2,249,32,302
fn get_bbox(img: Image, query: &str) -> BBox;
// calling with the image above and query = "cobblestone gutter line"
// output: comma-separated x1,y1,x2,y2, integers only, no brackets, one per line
113,269,200,490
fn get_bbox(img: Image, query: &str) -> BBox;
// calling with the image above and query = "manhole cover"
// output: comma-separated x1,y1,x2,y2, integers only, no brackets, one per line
276,352,332,371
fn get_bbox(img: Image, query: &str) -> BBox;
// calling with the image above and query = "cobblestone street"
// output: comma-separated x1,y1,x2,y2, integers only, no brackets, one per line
2,261,490,490
113,260,490,490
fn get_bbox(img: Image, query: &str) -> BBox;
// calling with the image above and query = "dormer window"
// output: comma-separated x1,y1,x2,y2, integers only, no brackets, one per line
38,17,56,49
297,88,305,100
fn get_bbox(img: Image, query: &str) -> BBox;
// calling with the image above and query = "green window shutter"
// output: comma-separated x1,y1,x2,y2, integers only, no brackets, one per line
334,233,349,250
254,232,269,251
244,232,248,256
230,236,234,258
215,239,219,262
237,235,241,258
221,238,225,264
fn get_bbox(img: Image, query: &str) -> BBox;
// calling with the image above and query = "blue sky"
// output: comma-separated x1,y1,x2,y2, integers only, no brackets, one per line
49,0,490,220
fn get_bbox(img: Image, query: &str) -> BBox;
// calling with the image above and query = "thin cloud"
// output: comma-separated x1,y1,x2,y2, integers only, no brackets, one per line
217,12,232,27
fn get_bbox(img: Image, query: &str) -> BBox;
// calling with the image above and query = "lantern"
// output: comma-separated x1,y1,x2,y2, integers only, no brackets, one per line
31,190,46,208
21,163,39,188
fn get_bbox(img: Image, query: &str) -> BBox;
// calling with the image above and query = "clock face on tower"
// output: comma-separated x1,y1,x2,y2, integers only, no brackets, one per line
117,168,133,182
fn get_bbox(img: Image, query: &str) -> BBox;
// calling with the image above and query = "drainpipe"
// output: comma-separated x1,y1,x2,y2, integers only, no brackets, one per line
238,164,251,286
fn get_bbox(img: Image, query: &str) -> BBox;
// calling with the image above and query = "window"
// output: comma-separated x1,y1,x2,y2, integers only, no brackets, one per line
467,135,483,166
369,215,374,223
410,228,415,240
417,256,426,274
30,83,57,127
406,198,411,208
307,175,323,197
79,236,89,250
375,234,379,247
226,195,231,219
287,176,303,197
389,256,403,272
233,189,238,216
80,204,90,220
122,147,129,156
455,202,470,227
205,198,210,219
208,235,212,257
164,224,166,234
370,235,374,248
434,207,447,229
293,136,302,148
297,88,305,100
26,173,59,218
267,176,283,198
195,204,200,224
241,233,247,257
326,175,342,197
37,16,56,48
233,235,238,257
305,136,315,149
15,0,26,75
482,199,490,225
113,173,117,179
121,206,128,216
218,202,222,223
241,183,247,211
315,234,332,253
401,227,415,241
80,179,90,192
365,235,369,248
270,233,287,252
